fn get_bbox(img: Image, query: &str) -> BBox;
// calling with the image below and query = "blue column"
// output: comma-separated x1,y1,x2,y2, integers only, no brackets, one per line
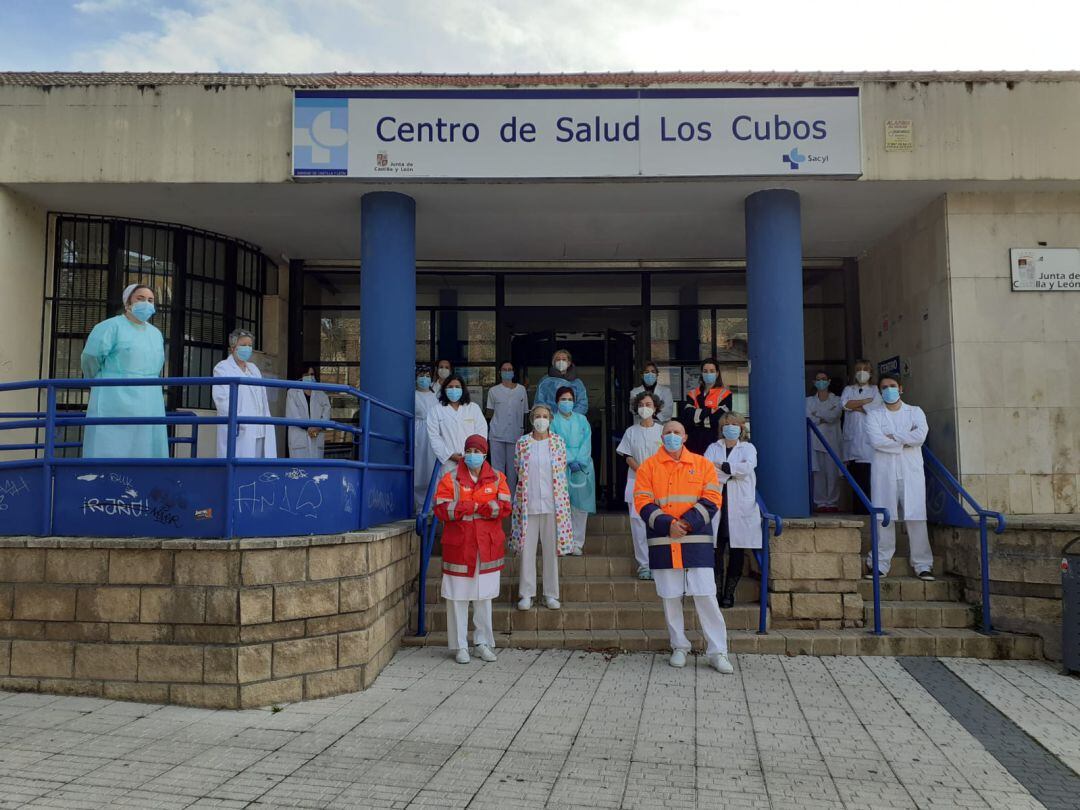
360,192,416,465
745,189,809,517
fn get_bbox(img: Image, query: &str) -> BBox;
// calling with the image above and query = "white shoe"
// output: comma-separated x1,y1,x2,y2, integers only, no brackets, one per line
570,548,583,556
544,597,561,610
669,649,687,668
517,597,533,611
709,653,734,674
475,644,497,662
454,648,470,664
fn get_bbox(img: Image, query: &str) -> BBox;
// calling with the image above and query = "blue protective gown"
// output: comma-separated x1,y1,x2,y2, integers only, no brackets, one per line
551,411,596,513
80,315,168,459
535,375,588,415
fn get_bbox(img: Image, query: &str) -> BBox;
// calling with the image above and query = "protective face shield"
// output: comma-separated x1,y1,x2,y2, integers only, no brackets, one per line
532,416,550,433
437,367,451,380
557,399,574,415
416,376,432,390
881,387,901,404
446,387,463,403
855,370,871,384
722,424,741,441
130,301,156,322
637,406,655,420
464,452,485,471
702,372,718,387
642,372,658,386
662,433,684,453
500,370,514,382
235,346,254,362
814,379,830,391
554,360,570,373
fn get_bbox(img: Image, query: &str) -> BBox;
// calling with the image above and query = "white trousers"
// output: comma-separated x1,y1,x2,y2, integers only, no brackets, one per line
663,595,728,656
628,503,649,569
445,598,494,651
812,450,840,507
489,439,518,496
571,508,588,553
519,513,560,600
868,481,934,575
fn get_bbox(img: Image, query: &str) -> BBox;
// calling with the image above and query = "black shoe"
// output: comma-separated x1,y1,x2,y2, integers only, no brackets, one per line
917,570,936,581
719,575,739,609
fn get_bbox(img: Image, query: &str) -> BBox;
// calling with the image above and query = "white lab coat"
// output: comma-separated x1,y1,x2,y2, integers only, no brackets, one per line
212,355,278,459
806,392,843,470
866,403,928,522
413,389,439,511
629,384,674,424
705,441,762,549
840,384,882,463
285,388,331,459
426,401,488,470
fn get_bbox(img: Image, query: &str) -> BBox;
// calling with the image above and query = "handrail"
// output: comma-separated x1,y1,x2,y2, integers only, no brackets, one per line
754,492,782,635
806,418,891,635
922,446,1005,635
414,463,443,637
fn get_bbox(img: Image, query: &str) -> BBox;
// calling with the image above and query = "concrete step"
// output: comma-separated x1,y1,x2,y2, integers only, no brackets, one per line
427,554,638,578
428,534,661,557
402,627,1042,659
412,601,767,633
863,600,975,629
423,574,761,605
857,575,962,602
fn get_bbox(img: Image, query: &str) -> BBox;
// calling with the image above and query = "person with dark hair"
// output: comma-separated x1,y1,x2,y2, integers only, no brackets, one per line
865,374,934,580
80,283,168,458
426,373,488,474
806,370,843,512
841,359,881,512
432,359,454,397
486,361,529,495
535,349,588,414
617,390,665,579
551,385,595,555
681,358,733,454
413,364,438,511
629,361,674,424
285,366,331,459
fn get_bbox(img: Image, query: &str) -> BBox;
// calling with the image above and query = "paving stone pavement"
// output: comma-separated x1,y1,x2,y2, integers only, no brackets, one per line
0,648,1077,809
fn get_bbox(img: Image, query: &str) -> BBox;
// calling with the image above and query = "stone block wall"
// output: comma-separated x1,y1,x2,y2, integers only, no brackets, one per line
767,519,864,629
0,520,417,708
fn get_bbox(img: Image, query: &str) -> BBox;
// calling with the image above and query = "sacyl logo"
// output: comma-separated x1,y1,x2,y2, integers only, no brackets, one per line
294,97,348,176
782,148,806,170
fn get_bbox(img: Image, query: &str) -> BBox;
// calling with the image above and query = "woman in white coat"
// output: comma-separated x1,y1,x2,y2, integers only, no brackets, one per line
841,359,882,513
704,413,762,608
806,370,843,512
865,375,933,580
628,361,674,425
616,391,665,580
212,329,278,459
285,366,331,459
426,374,488,474
413,365,439,513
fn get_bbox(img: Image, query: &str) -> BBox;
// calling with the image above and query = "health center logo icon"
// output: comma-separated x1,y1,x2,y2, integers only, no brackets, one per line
294,98,349,175
782,148,806,170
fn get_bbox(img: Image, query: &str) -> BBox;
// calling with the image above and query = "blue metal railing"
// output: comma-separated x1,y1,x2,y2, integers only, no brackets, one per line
806,418,892,635
414,464,443,637
0,376,413,537
922,447,1005,634
754,493,782,635
0,409,200,456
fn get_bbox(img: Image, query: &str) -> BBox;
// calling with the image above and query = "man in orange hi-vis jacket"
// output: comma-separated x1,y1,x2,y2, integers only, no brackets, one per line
434,434,511,665
634,420,733,674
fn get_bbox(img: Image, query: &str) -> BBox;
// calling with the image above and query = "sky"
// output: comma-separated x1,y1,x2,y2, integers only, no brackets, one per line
0,0,1078,74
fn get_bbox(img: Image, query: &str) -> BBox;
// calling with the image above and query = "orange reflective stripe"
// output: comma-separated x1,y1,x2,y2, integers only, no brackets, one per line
670,543,683,569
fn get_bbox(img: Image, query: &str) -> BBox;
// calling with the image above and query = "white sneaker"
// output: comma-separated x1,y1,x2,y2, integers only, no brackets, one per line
669,649,687,668
517,597,533,611
709,653,734,674
570,548,583,556
544,596,561,610
475,644,497,662
455,648,471,664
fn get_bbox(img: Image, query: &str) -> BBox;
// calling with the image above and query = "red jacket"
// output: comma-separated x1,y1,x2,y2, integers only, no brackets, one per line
434,461,511,578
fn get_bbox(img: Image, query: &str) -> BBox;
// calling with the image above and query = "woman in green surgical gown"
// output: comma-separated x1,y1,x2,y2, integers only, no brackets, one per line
80,284,169,458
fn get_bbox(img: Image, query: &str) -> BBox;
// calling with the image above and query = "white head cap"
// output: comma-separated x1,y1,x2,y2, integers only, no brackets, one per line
121,283,139,306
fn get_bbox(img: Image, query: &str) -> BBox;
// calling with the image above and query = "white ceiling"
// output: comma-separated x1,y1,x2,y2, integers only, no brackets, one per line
11,178,1080,264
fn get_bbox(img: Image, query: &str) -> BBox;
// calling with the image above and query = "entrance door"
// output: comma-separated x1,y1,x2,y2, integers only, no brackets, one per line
510,330,556,390
605,329,636,509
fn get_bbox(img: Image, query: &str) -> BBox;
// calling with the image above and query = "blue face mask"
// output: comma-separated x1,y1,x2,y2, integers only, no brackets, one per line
722,424,741,441
416,376,431,390
558,399,574,415
814,379,830,391
642,372,657,386
130,301,155,322
881,387,901,404
702,372,718,387
662,433,684,452
235,345,253,362
446,387,463,403
500,370,514,382
464,452,485,471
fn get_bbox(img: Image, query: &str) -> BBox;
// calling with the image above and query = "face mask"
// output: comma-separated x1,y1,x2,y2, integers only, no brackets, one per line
637,406,655,420
855,370,871,384
235,346,253,362
702,372,718,387
437,367,451,380
446,387,463,403
881,387,901,404
416,376,431,390
302,375,315,383
722,424,741,441
464,452,485,471
558,400,574,415
814,379,830,391
662,433,684,453
642,372,657,386
532,416,550,433
500,370,514,382
130,301,155,322
554,360,569,373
